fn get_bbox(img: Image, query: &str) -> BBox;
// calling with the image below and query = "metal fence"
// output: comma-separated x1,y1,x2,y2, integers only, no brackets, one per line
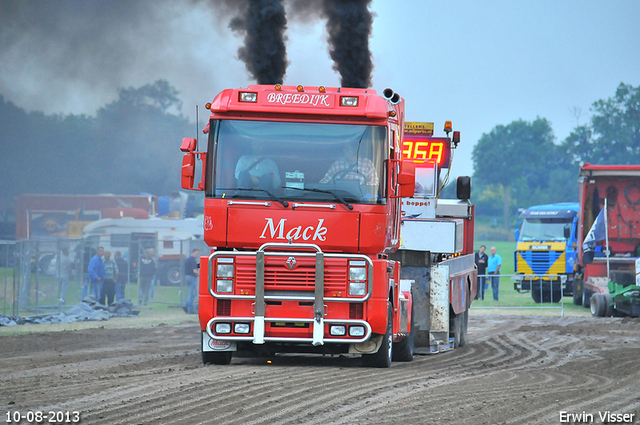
1,236,205,317
471,273,566,316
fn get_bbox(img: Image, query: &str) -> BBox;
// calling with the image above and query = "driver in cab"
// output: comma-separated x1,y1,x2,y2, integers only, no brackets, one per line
320,143,378,185
234,140,282,190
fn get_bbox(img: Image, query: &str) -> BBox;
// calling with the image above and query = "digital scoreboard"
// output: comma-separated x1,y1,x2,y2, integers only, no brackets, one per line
402,122,452,168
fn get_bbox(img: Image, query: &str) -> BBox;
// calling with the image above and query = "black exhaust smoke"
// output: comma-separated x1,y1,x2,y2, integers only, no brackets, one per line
322,0,373,88
228,0,289,85
215,0,375,88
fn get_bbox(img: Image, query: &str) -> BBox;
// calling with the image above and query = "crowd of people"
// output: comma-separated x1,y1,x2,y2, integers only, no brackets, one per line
86,246,132,306
55,245,201,312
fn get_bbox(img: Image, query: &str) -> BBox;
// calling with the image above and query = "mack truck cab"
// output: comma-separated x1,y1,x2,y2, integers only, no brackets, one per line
180,85,416,367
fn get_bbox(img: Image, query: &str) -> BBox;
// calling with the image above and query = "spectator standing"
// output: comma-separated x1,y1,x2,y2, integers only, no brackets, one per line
138,248,156,305
58,248,73,304
100,250,119,306
88,246,105,301
148,247,157,301
82,243,97,298
487,246,502,301
182,249,200,314
114,251,128,300
474,245,488,300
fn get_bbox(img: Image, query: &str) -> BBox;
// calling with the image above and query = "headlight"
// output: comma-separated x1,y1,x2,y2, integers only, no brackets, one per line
239,92,257,102
234,323,250,334
217,279,233,293
215,323,231,334
349,267,366,282
349,281,366,296
330,325,346,336
217,263,234,278
349,326,365,337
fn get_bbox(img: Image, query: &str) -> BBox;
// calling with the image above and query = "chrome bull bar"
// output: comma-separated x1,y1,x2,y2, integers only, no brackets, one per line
206,317,372,345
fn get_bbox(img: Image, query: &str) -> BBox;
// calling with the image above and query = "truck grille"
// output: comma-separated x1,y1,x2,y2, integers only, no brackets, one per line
520,251,563,275
235,257,348,292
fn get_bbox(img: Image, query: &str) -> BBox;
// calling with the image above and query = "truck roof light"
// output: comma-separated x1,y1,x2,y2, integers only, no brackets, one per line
340,96,358,107
274,84,282,91
444,121,453,134
205,102,212,110
239,92,257,103
297,85,304,92
318,86,326,93
389,110,397,117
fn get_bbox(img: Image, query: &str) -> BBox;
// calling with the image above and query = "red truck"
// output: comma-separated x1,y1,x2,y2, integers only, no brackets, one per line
576,164,640,317
180,84,476,366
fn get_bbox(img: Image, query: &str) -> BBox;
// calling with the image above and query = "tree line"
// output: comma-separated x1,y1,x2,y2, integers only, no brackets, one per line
471,83,640,229
0,80,192,207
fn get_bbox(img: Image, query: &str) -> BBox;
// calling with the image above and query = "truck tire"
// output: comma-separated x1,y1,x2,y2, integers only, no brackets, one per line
531,289,542,304
573,280,582,306
159,261,181,286
458,309,469,347
550,288,562,303
450,310,462,348
582,288,592,308
590,293,606,317
604,293,614,317
363,302,393,368
201,333,233,365
393,302,414,362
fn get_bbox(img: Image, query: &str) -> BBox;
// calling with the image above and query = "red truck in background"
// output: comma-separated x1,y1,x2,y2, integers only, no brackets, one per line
180,84,476,366
576,164,640,317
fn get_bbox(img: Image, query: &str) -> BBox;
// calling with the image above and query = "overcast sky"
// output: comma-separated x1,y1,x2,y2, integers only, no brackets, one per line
1,0,639,180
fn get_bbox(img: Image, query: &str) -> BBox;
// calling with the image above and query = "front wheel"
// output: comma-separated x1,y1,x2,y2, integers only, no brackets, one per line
590,293,606,317
363,302,393,368
201,333,233,365
159,261,181,286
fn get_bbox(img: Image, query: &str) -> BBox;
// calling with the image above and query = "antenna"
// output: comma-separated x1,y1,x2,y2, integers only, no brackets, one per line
195,105,199,152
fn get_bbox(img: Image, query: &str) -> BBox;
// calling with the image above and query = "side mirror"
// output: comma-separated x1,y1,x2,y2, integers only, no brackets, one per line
564,224,571,239
398,161,415,198
180,137,204,191
514,227,520,242
180,137,197,153
457,176,471,200
181,153,196,190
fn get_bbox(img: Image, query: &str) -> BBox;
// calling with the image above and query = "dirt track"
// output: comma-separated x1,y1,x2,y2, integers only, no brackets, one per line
2,314,639,425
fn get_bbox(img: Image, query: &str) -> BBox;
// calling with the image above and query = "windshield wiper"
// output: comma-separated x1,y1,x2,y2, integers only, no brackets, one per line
286,187,353,210
220,187,289,208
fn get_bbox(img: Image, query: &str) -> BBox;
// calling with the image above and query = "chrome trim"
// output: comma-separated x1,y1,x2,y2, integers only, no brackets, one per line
206,317,372,344
291,203,336,209
228,200,271,206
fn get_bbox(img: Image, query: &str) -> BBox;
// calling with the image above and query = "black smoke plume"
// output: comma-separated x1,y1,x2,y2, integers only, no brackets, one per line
322,0,373,88
227,0,289,85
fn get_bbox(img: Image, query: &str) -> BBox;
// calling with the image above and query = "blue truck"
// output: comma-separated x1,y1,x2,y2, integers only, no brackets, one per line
513,202,579,303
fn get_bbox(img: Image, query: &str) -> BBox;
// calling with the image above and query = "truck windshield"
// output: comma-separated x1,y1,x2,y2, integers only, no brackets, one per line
518,218,571,241
207,120,387,205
